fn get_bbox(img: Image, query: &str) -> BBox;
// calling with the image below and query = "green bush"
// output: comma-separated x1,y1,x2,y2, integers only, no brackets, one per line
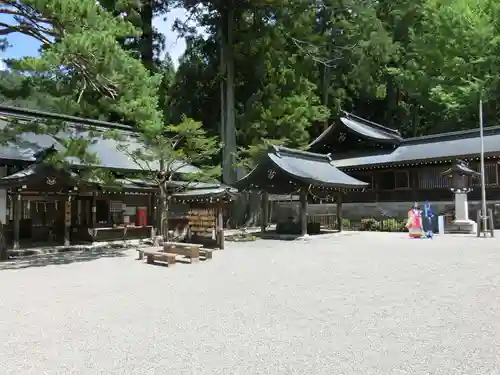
341,218,351,228
380,218,406,232
352,217,407,232
360,218,380,231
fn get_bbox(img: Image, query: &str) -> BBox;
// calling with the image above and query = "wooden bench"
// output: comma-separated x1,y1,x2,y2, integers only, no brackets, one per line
137,248,145,260
164,242,203,262
144,251,176,266
200,248,213,260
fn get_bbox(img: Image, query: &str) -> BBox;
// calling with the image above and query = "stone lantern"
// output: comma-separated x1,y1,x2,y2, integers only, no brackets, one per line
440,159,481,233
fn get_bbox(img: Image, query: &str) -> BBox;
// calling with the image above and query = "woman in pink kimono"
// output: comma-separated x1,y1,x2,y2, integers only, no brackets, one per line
406,203,425,238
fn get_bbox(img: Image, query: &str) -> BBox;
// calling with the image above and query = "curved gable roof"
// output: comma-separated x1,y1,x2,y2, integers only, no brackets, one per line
234,146,368,193
308,112,402,153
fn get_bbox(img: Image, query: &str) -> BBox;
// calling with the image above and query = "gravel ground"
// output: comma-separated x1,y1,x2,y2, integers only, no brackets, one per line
1,232,500,375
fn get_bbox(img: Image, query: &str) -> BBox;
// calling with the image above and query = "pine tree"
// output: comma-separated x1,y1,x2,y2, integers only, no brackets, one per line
0,0,163,165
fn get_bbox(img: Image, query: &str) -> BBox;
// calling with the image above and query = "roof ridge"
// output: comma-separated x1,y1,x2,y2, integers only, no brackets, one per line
0,105,135,132
403,125,500,144
342,111,401,136
271,145,331,162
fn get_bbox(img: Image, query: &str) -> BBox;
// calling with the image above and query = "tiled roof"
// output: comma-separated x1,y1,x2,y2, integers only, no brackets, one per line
0,116,200,174
333,126,500,169
235,145,368,193
308,112,402,153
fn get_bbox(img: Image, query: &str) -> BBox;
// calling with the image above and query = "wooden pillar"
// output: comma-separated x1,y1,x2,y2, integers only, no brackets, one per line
216,201,225,249
64,197,71,246
91,193,97,227
299,188,308,236
336,192,343,232
13,194,21,250
149,193,156,238
260,191,269,233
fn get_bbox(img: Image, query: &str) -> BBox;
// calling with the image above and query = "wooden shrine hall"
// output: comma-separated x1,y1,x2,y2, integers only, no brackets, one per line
0,162,235,250
0,105,235,250
234,145,368,236
0,163,157,249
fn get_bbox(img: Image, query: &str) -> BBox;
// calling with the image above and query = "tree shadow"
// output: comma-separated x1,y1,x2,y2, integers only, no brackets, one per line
0,248,128,271
254,229,341,241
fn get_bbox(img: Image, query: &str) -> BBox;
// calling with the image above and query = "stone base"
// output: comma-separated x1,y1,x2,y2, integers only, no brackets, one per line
449,219,477,234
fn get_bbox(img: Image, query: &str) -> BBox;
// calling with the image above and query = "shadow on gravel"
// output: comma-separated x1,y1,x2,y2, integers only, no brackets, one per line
254,230,350,241
0,249,127,270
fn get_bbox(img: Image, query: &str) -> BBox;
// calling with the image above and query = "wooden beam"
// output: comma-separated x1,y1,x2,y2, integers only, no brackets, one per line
91,193,96,227
336,193,343,232
260,191,269,233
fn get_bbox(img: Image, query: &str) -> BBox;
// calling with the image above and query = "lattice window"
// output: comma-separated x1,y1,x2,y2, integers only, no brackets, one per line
109,201,123,212
22,200,30,219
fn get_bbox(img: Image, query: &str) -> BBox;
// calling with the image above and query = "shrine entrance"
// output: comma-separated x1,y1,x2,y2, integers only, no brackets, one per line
0,164,82,249
18,198,66,245
234,146,368,236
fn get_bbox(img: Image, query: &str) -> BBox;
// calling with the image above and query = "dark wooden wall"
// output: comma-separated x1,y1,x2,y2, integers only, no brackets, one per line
343,161,500,203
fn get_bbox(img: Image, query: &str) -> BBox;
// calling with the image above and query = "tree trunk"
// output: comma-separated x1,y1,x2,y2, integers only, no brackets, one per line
321,65,330,131
161,199,169,241
318,3,330,131
219,22,226,166
220,1,249,228
221,0,237,185
140,0,154,72
160,184,170,242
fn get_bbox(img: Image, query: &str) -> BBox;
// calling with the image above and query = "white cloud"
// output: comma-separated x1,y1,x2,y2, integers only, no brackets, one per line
0,59,6,71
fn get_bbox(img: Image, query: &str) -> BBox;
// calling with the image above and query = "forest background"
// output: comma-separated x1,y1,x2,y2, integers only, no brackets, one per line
1,0,499,184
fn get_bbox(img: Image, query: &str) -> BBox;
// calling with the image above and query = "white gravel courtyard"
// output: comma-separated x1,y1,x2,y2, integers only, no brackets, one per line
1,232,500,374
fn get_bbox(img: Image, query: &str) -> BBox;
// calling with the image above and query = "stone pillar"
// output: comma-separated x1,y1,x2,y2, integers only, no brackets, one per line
260,191,269,233
455,193,469,221
299,188,308,237
451,191,477,234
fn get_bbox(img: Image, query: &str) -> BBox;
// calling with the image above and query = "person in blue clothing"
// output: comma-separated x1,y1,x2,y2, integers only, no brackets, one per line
423,201,434,238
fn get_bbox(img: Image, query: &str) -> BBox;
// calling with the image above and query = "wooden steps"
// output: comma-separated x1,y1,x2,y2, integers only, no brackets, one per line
144,251,176,266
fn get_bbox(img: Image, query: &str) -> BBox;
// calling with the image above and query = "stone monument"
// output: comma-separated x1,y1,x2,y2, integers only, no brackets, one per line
440,160,481,234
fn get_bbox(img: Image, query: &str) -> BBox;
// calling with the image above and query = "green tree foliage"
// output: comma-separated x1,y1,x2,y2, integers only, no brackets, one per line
115,117,220,236
388,0,500,133
170,1,332,168
167,0,500,144
0,0,162,165
98,0,172,71
1,0,221,236
4,0,500,177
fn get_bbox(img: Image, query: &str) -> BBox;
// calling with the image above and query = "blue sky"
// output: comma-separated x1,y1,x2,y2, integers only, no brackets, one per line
0,7,192,70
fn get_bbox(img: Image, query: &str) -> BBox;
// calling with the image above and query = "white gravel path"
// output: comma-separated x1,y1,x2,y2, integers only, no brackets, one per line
0,232,500,374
